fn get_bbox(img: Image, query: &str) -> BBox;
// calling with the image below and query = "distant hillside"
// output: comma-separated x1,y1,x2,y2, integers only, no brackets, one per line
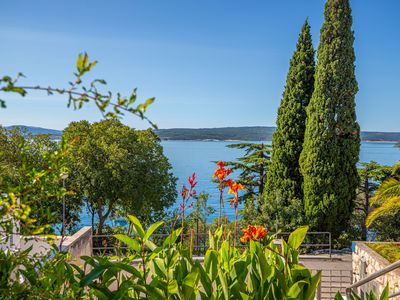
3,125,400,142
360,131,400,142
5,125,62,138
156,127,400,142
155,127,276,141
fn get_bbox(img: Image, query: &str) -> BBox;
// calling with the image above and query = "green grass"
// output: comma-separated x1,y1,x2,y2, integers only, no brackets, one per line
366,243,400,263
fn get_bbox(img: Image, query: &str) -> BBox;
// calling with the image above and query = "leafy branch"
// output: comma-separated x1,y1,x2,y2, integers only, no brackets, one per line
0,52,157,128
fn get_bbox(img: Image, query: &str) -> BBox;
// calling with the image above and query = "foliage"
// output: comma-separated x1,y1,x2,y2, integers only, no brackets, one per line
0,127,73,235
370,210,400,242
366,243,400,263
225,143,271,218
265,20,315,229
335,286,389,300
366,162,400,227
353,162,392,240
0,215,322,299
300,0,360,239
0,53,156,127
62,119,177,234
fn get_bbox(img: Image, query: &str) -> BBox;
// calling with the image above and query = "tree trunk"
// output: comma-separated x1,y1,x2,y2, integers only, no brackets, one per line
361,174,369,241
96,201,114,235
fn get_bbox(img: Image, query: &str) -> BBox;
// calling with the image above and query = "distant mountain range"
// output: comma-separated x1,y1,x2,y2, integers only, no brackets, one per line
4,125,400,142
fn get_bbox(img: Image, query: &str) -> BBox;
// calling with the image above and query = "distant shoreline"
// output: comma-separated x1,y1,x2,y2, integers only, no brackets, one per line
5,125,400,143
160,138,398,143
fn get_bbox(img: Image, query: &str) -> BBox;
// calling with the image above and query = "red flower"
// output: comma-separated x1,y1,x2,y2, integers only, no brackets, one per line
227,182,244,198
188,172,197,190
181,185,188,198
240,225,267,243
212,161,233,181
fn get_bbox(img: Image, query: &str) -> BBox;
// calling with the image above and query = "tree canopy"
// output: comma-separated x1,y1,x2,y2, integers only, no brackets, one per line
62,119,177,234
0,126,78,233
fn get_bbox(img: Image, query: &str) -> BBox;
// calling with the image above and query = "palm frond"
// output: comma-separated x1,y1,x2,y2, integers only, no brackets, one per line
370,178,400,205
366,196,400,227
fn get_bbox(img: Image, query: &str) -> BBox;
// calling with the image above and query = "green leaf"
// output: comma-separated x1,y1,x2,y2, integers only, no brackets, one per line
334,292,345,300
286,280,307,298
218,268,229,300
80,265,107,286
167,279,179,295
114,234,141,252
143,221,163,241
288,225,309,250
204,250,219,282
379,285,389,300
304,271,321,300
127,215,145,239
182,269,199,299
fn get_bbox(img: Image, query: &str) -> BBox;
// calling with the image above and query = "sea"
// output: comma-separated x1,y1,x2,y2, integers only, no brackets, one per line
77,140,399,227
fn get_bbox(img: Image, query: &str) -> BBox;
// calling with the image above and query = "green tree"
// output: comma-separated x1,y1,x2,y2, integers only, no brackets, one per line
264,20,315,226
226,143,271,209
300,0,360,238
0,126,80,233
62,119,176,234
354,162,391,240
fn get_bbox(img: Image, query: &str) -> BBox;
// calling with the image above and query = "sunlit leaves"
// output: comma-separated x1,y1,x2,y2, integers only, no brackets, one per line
0,52,156,127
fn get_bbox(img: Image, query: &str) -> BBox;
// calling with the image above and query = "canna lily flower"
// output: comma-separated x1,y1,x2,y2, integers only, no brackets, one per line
212,161,233,181
240,225,267,243
227,182,244,197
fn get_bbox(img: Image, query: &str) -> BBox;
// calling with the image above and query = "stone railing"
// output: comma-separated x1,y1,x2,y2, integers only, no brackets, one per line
352,241,400,297
1,226,92,264
61,226,92,266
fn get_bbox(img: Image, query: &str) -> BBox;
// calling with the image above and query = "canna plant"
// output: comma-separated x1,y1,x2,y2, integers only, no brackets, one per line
0,214,322,299
335,286,389,300
81,215,322,299
212,161,233,226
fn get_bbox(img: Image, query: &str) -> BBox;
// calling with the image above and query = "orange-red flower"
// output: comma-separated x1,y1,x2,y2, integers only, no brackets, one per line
227,182,244,197
240,225,267,243
212,161,233,181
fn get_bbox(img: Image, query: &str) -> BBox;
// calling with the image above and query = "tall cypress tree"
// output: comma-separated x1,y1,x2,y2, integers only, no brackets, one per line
300,0,360,238
264,20,315,228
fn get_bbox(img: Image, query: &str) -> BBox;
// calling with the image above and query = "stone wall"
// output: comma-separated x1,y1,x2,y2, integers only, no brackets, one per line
1,226,92,264
352,241,400,298
62,226,92,266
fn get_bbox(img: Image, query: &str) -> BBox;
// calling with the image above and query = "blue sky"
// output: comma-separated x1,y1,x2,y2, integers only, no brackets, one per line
0,1,399,131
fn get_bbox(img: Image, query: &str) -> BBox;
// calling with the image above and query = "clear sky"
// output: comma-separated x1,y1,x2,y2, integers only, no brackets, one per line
0,1,399,131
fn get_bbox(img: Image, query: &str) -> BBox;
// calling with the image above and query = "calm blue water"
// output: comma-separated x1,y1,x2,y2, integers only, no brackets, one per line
79,141,399,226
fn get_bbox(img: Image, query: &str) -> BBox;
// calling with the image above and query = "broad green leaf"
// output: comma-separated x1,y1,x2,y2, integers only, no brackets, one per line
286,280,307,298
196,261,212,297
127,215,145,239
304,271,321,300
182,269,199,299
162,228,182,248
80,265,107,286
218,268,229,300
143,221,163,241
114,234,141,253
288,225,309,250
168,279,179,295
204,250,219,282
